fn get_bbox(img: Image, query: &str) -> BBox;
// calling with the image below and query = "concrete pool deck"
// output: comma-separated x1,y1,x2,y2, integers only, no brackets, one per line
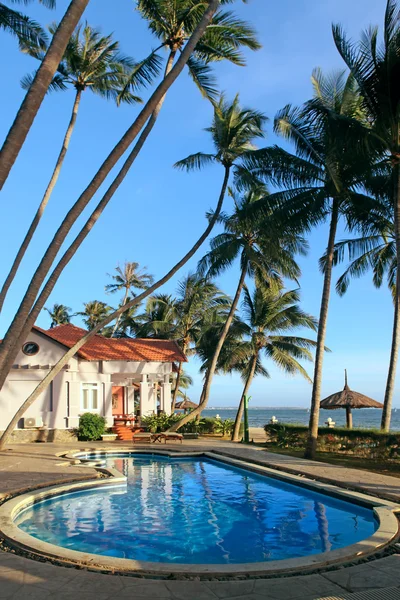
0,437,400,598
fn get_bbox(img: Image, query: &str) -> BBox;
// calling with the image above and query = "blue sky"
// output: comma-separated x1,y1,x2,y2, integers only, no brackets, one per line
0,0,393,407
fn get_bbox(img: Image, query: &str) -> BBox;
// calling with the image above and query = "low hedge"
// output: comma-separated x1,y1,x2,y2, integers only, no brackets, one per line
264,423,400,460
141,414,235,436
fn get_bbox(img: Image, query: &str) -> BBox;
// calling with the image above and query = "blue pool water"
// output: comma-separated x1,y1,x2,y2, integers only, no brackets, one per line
15,454,377,564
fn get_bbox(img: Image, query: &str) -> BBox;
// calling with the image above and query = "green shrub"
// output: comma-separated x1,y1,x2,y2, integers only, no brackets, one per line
77,413,106,441
264,422,400,459
213,418,235,436
141,414,181,432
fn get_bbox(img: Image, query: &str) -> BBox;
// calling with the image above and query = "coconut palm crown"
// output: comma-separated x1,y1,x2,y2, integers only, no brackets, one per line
122,0,261,101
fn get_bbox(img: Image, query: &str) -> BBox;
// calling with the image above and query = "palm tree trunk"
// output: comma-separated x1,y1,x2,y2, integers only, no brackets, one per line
169,262,248,432
232,353,257,442
111,286,129,337
0,164,230,449
304,200,339,459
382,164,400,430
172,363,182,410
0,0,89,189
0,89,82,313
0,2,220,388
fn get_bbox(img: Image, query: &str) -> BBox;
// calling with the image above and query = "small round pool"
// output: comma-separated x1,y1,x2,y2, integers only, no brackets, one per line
14,453,378,565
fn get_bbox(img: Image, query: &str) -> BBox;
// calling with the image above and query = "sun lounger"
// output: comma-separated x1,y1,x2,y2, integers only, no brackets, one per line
157,433,183,444
132,431,153,443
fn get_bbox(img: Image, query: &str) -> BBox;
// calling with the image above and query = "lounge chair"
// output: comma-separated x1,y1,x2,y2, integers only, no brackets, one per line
158,432,183,444
132,431,153,444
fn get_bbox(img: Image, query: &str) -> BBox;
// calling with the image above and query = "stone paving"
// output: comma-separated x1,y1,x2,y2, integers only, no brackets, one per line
0,439,399,599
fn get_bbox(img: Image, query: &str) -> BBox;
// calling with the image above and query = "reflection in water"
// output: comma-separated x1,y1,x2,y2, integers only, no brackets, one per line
314,502,332,553
16,455,377,564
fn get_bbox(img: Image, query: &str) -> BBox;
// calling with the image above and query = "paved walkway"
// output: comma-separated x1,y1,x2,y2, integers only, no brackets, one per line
0,439,399,599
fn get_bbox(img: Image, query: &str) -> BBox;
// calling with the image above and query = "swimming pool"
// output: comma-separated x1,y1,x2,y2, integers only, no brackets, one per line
15,453,378,565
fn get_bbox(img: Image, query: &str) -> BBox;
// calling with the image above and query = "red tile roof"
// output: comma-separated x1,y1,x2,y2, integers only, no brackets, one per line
33,324,187,363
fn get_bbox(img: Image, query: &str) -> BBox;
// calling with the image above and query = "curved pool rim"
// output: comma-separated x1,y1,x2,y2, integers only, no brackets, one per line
0,449,398,577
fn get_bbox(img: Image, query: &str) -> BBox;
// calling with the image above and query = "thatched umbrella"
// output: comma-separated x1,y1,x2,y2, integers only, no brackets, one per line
320,370,383,428
175,399,198,413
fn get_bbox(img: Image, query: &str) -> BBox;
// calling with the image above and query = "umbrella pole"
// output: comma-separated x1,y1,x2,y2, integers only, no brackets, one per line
346,406,353,429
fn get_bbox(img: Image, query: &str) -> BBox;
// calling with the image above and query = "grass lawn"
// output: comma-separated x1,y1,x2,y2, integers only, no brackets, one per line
263,445,400,479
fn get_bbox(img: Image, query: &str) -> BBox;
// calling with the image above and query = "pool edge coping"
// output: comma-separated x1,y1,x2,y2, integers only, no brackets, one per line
0,449,398,578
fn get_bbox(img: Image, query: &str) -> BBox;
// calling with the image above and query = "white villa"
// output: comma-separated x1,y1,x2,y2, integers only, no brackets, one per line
0,324,187,432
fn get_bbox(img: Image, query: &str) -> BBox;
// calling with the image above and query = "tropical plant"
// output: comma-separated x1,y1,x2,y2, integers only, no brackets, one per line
170,185,307,432
0,25,145,314
0,0,89,189
171,273,229,409
231,285,318,441
213,418,234,436
105,262,154,336
0,1,223,393
141,413,181,433
77,412,106,441
0,0,53,50
172,369,194,400
242,69,377,457
332,0,400,431
136,294,178,339
78,301,112,331
44,303,73,328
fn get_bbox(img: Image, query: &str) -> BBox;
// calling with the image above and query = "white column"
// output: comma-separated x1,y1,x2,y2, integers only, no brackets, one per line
103,381,113,427
140,374,154,417
148,382,158,414
68,378,81,429
161,374,172,416
126,385,136,414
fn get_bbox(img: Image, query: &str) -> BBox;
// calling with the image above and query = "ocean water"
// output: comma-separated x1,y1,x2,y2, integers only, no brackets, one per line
16,454,376,564
202,407,400,430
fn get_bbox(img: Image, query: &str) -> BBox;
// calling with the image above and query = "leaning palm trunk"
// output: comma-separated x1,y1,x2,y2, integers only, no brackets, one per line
0,1,220,387
172,363,182,410
0,0,89,189
0,90,82,313
381,289,400,430
232,353,258,441
382,166,400,431
304,200,339,459
169,263,248,432
0,165,230,449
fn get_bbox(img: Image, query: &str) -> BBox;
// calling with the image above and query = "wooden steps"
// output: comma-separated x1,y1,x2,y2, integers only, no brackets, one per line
112,425,133,441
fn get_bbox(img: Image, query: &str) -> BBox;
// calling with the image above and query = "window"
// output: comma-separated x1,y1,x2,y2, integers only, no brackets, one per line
81,383,99,411
22,342,39,356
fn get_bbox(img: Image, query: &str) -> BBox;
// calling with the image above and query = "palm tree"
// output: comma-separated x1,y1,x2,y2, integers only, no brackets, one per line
0,1,249,384
0,24,143,314
0,0,54,50
323,209,398,430
136,294,178,339
44,303,73,328
242,69,377,458
332,0,400,430
169,185,307,432
171,273,229,410
195,307,248,405
172,370,193,402
116,0,261,160
102,297,141,338
78,301,112,332
231,286,318,441
0,0,90,189
105,262,154,336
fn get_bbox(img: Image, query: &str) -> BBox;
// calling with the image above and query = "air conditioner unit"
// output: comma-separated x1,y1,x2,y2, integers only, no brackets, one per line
22,417,43,429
